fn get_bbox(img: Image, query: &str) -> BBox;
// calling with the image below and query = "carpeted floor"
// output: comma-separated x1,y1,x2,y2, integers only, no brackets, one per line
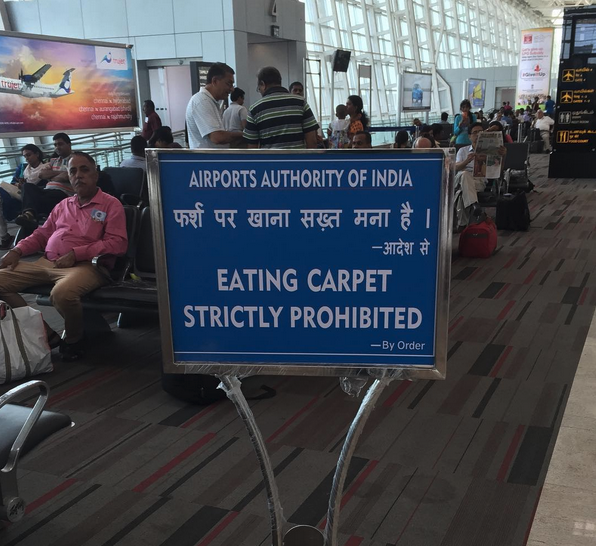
1,153,595,546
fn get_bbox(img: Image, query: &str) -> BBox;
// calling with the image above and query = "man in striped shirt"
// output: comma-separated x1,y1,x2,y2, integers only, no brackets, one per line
244,67,319,149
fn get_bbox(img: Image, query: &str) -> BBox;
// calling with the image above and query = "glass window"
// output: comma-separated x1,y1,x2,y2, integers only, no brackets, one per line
379,37,394,55
301,0,545,125
417,26,428,44
400,19,409,37
413,2,425,19
321,25,338,46
348,3,364,25
438,52,449,69
431,10,441,27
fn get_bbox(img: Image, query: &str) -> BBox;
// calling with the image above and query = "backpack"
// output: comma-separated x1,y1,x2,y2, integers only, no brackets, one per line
161,373,276,405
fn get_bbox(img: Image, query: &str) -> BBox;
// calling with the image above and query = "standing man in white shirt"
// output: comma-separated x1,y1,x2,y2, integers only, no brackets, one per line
223,88,248,132
533,110,555,153
185,63,244,149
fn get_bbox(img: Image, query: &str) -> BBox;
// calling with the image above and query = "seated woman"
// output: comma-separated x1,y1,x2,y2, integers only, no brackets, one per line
487,120,514,143
393,130,410,149
0,144,45,249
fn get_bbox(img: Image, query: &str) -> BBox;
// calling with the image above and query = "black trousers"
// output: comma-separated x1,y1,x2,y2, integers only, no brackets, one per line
21,184,68,217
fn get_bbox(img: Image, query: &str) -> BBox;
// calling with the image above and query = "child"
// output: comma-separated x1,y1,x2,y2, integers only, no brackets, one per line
327,104,350,149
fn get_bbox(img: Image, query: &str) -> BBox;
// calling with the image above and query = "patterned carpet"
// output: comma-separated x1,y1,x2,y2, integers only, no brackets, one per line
1,153,595,546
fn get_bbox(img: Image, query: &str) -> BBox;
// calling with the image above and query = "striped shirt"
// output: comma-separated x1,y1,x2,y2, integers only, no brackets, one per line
46,156,75,196
243,87,319,149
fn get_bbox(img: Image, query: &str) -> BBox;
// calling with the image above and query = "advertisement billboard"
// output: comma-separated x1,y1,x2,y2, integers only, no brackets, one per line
148,149,452,379
466,78,486,109
401,72,432,111
0,31,138,136
515,28,555,107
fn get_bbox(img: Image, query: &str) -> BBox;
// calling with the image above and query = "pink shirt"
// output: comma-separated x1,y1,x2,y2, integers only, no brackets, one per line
17,188,128,265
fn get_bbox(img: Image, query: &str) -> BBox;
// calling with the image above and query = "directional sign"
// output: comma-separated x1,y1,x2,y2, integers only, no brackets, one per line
562,69,575,82
560,90,573,103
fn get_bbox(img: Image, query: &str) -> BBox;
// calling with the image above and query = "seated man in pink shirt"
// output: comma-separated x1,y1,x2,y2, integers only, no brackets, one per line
0,152,128,361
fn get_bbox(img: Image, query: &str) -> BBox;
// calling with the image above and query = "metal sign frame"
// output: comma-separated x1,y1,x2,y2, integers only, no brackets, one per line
147,148,452,380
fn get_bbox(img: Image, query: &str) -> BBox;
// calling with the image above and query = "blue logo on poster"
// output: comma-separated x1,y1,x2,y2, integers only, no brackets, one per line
157,151,446,369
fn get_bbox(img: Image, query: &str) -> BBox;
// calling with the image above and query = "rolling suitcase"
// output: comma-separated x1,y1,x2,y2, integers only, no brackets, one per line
496,192,531,231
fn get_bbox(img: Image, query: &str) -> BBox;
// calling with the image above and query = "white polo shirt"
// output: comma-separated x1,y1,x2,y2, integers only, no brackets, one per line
456,145,475,172
223,102,248,132
185,88,228,149
534,116,554,132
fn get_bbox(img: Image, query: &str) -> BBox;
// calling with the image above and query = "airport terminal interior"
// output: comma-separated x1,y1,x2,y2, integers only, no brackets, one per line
0,0,596,545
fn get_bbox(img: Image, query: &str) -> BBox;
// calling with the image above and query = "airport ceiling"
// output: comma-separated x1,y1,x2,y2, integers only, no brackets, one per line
524,0,595,26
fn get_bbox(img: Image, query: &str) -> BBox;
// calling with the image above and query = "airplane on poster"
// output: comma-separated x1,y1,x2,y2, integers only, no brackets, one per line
0,64,75,99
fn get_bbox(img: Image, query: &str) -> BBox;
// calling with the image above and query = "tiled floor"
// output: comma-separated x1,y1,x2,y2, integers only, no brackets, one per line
528,316,596,546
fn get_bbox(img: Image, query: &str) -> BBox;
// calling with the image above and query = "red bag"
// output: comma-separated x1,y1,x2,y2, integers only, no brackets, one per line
459,217,497,258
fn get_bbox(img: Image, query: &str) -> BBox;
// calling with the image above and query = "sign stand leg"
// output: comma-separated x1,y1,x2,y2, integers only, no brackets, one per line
217,375,284,546
324,376,393,546
218,374,394,546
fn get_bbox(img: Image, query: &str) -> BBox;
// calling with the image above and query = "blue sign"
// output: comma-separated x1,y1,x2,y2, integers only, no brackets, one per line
151,150,449,374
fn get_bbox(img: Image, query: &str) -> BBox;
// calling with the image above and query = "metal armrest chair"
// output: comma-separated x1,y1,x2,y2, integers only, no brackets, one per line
0,380,71,522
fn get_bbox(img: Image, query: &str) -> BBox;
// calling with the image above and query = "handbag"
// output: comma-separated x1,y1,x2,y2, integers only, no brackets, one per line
0,302,53,385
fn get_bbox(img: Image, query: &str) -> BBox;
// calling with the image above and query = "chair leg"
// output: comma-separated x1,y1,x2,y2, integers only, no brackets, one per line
0,468,25,522
83,309,112,335
0,381,51,522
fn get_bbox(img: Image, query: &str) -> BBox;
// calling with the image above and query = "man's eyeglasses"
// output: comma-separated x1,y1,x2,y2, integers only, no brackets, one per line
471,130,483,135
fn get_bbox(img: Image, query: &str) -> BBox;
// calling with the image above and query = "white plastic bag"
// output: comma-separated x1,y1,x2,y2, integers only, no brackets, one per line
0,302,52,385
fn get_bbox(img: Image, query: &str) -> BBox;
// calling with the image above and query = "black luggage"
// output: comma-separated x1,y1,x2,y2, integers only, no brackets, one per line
506,169,534,193
496,192,531,231
529,140,543,154
161,373,276,405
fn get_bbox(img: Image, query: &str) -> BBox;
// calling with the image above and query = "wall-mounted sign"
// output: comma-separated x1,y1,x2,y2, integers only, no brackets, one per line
515,27,555,107
148,150,451,379
0,31,138,136
401,72,432,112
